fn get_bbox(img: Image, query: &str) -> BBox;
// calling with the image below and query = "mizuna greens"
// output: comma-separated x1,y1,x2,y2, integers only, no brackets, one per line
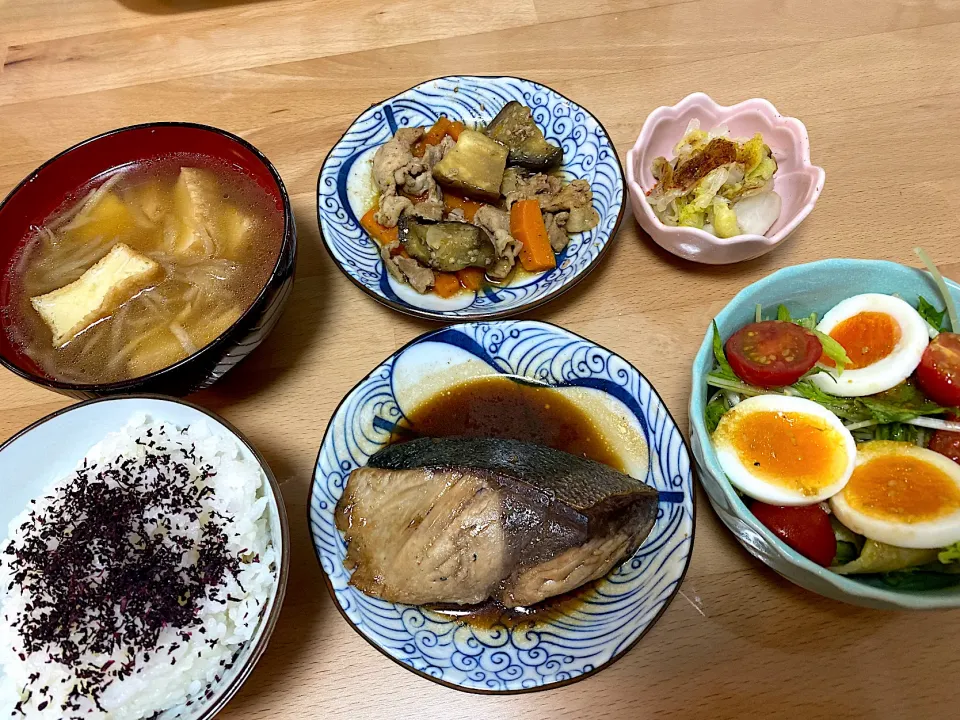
704,260,960,589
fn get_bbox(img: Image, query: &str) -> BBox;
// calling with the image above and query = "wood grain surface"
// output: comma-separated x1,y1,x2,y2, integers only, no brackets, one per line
2,1,960,717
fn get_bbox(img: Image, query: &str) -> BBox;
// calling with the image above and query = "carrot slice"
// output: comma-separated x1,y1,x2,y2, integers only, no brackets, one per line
413,117,455,157
447,121,465,141
423,117,453,145
433,272,461,298
360,203,399,245
457,267,485,291
443,192,484,222
510,199,556,273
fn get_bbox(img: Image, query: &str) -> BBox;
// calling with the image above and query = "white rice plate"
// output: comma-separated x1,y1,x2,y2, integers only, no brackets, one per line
0,414,277,718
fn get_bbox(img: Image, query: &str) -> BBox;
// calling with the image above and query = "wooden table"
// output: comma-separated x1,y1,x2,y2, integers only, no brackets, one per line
3,0,960,717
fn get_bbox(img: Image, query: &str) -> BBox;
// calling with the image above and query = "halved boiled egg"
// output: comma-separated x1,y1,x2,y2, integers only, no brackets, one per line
810,293,929,397
830,441,960,549
713,395,856,505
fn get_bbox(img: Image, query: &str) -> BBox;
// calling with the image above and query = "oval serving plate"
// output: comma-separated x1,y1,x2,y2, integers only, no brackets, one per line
308,320,694,692
316,76,625,321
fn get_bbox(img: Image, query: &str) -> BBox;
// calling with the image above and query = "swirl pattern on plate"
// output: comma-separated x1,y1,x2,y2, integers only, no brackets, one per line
308,321,693,692
317,76,624,320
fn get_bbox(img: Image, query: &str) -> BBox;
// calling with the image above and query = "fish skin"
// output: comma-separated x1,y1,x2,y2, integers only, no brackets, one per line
337,436,660,607
367,436,657,512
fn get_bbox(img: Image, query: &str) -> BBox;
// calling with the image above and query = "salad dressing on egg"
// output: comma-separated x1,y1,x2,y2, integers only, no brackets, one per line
706,273,960,583
844,453,960,522
716,407,850,497
823,311,901,369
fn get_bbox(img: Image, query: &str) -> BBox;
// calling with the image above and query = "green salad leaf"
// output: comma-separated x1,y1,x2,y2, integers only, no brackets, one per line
791,381,864,421
711,322,735,378
916,247,959,332
773,304,818,329
881,570,960,591
790,379,951,426
811,329,851,374
871,422,923,444
704,395,728,433
833,541,859,566
832,540,938,575
861,381,951,423
706,301,954,432
939,542,960,564
761,304,846,371
917,295,947,333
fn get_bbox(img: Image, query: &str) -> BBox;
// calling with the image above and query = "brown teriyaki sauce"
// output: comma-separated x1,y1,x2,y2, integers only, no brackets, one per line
389,375,624,629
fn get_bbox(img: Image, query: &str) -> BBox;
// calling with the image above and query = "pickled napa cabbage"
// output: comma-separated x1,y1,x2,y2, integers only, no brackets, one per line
648,120,781,239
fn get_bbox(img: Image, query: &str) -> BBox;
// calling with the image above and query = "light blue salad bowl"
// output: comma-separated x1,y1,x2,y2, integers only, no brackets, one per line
316,75,625,321
690,258,960,610
309,320,694,692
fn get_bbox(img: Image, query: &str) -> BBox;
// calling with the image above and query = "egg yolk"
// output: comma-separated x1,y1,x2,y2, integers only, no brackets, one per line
822,311,901,369
843,455,960,522
717,409,848,495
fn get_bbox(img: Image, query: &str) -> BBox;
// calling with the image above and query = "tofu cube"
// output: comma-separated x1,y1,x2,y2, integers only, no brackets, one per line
132,180,171,224
30,243,161,347
219,205,256,259
73,192,137,242
173,167,221,257
126,326,188,377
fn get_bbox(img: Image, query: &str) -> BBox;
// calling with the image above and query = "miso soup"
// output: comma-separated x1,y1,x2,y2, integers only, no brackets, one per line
3,155,284,384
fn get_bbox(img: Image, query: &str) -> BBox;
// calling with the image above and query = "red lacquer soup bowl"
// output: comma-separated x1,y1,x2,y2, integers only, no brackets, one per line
0,123,297,398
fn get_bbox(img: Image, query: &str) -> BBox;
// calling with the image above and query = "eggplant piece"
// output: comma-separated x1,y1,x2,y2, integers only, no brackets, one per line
431,130,508,202
398,216,497,272
485,101,563,171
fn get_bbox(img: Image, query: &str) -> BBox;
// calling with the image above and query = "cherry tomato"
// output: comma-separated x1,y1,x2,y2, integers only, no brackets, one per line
725,321,823,388
749,501,837,567
916,332,960,406
930,430,960,464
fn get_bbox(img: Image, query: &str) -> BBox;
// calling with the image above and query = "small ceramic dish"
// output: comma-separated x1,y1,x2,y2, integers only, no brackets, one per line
317,76,625,321
690,259,960,609
0,395,290,716
0,122,297,399
309,320,694,692
626,92,824,264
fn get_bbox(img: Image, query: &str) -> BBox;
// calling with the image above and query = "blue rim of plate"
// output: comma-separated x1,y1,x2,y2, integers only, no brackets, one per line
689,259,960,609
316,75,626,322
307,320,695,693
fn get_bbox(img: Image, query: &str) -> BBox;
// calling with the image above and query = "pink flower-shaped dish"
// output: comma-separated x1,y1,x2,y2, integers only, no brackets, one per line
626,93,825,264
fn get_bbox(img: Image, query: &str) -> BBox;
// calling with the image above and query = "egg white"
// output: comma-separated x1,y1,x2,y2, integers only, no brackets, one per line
714,395,857,505
830,442,960,549
810,293,929,397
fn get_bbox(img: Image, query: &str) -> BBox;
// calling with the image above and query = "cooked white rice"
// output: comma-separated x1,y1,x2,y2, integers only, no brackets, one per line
0,414,277,718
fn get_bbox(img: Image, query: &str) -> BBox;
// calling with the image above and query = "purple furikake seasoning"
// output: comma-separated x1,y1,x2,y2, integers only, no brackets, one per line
0,426,243,716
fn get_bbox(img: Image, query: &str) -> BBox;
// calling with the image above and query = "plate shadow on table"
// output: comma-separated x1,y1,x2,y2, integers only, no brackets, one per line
692,505,899,653
215,513,334,712
630,213,795,284
114,0,283,13
524,228,619,323
194,208,331,407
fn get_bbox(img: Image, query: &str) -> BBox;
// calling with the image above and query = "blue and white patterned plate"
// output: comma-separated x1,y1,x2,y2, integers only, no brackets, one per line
316,76,625,321
308,320,694,692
